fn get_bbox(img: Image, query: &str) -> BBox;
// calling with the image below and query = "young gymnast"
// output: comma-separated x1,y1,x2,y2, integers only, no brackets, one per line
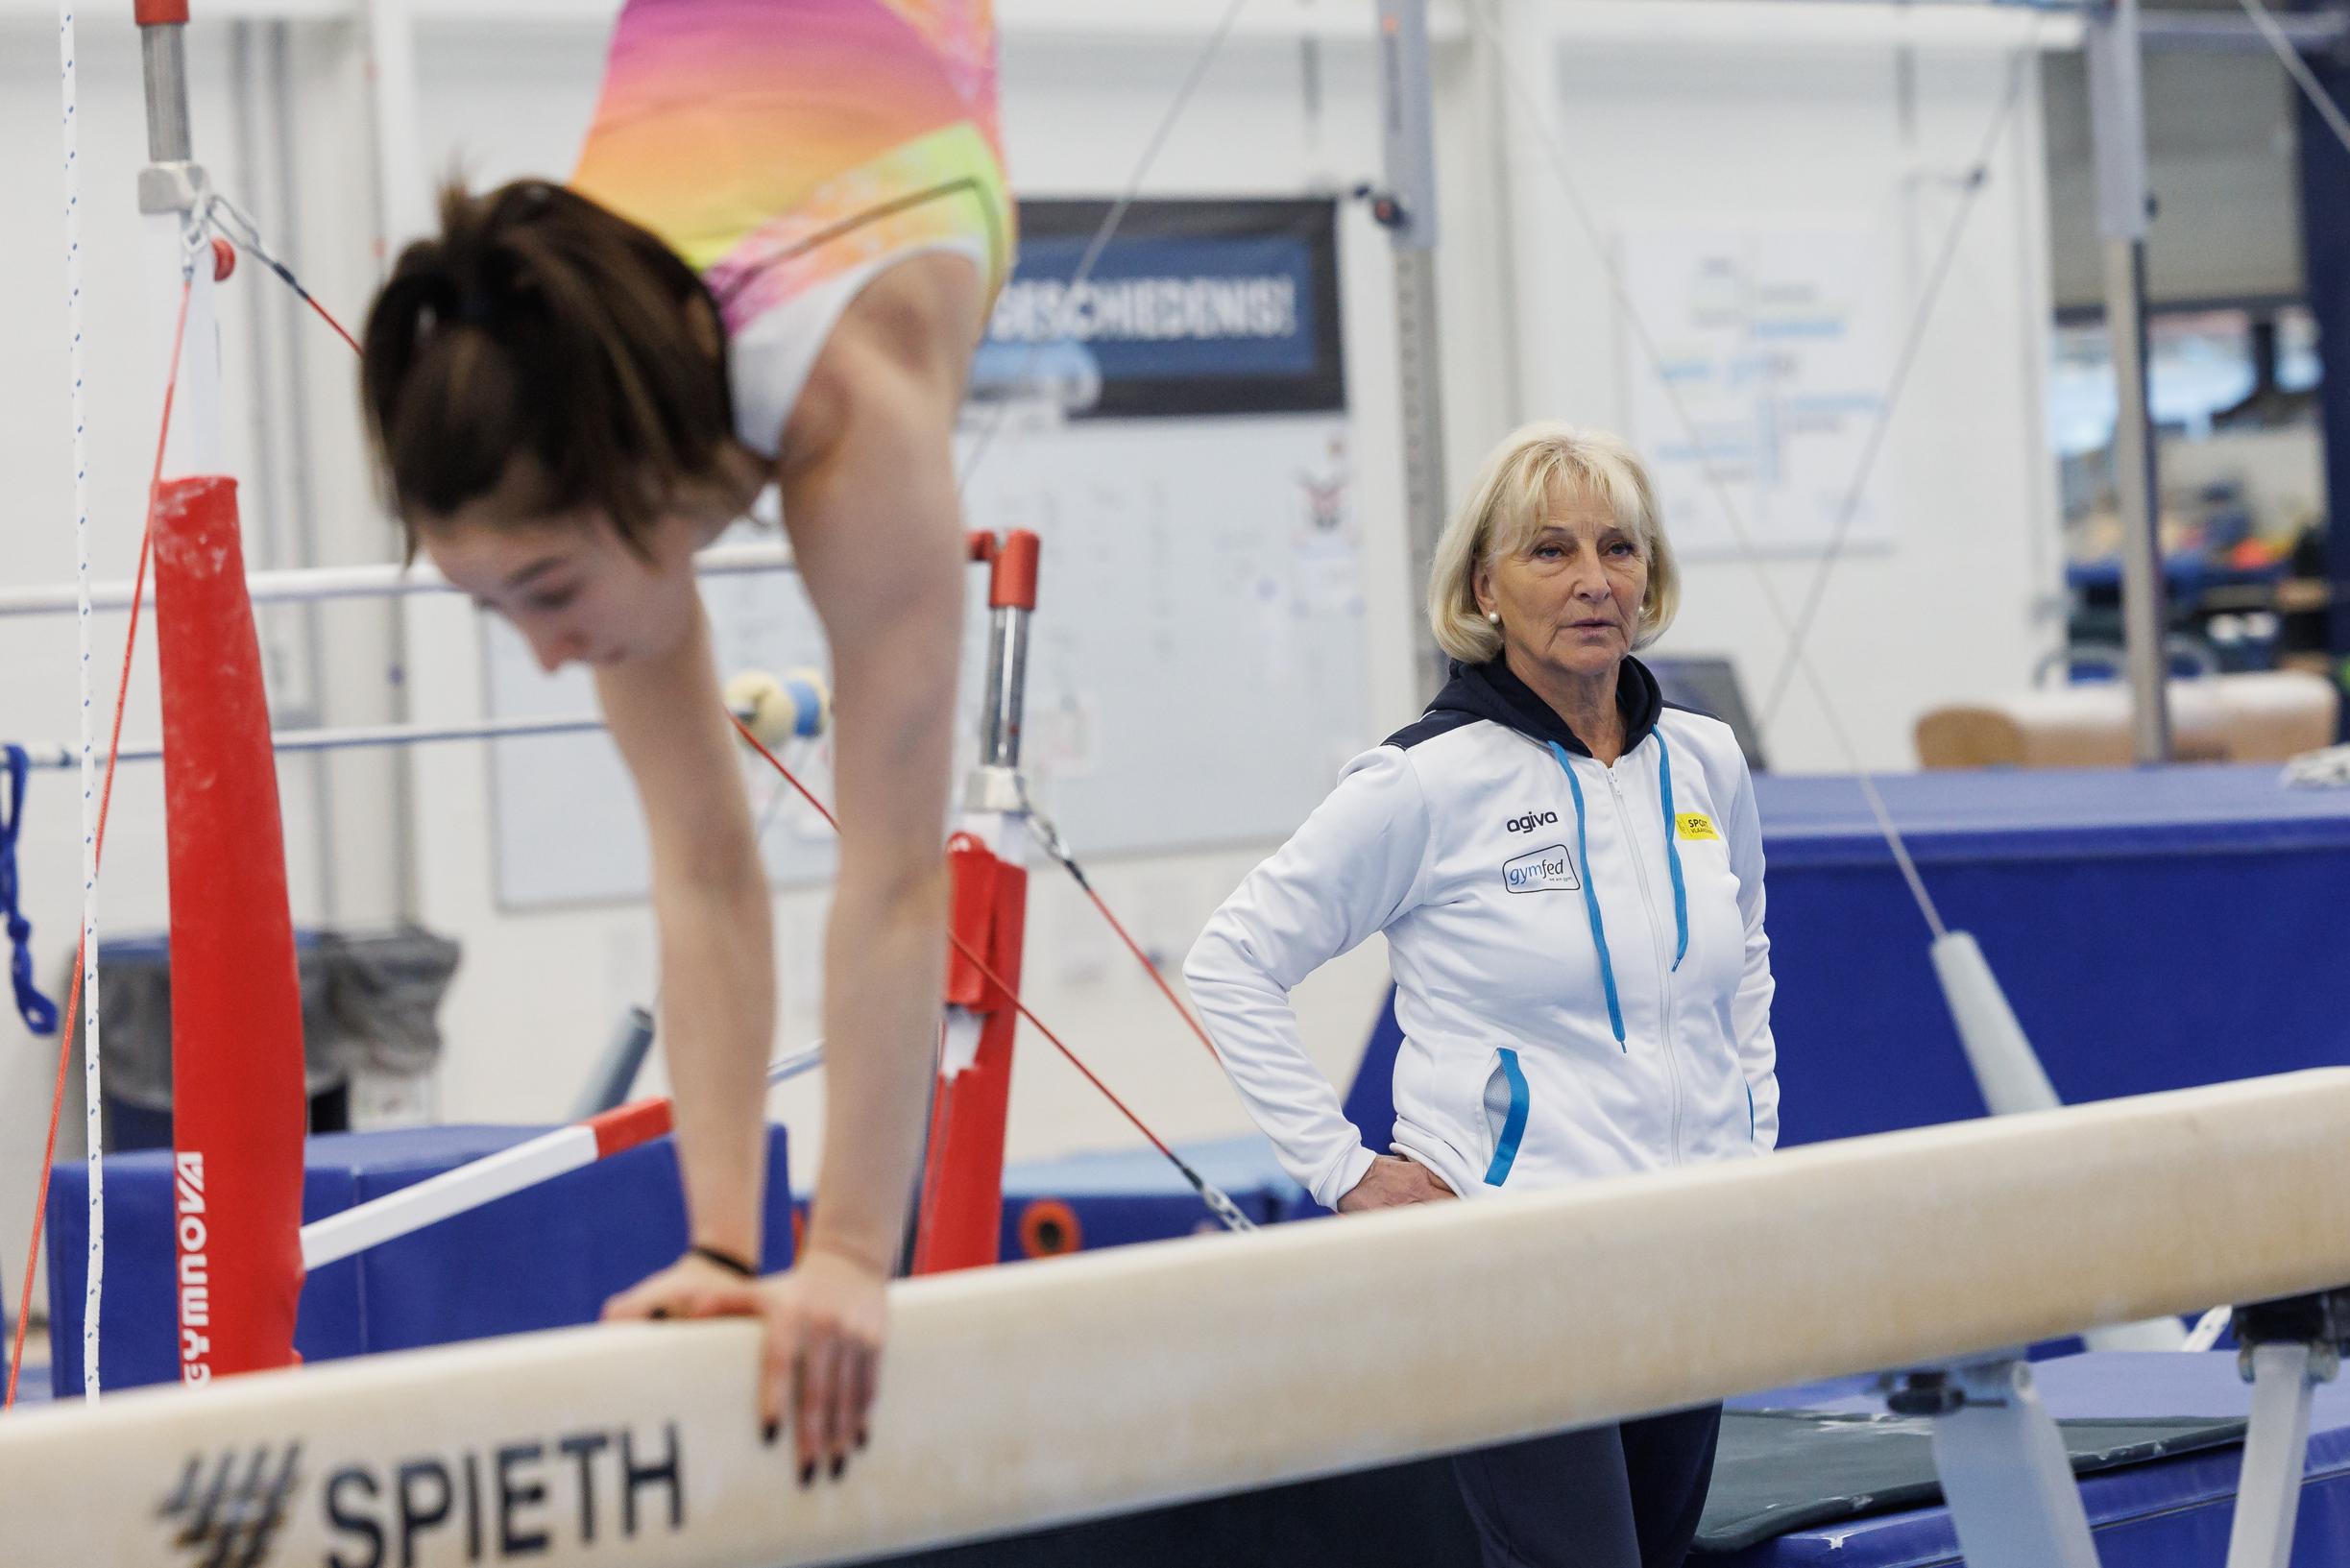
358,0,1013,1485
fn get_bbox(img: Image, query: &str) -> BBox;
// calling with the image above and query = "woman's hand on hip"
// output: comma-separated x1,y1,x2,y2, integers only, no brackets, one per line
603,1244,887,1483
1336,1154,1459,1214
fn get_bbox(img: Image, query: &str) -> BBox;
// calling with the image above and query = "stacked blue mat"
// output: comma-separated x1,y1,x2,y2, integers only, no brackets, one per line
44,1123,793,1395
1012,766,2350,1261
995,1134,1307,1261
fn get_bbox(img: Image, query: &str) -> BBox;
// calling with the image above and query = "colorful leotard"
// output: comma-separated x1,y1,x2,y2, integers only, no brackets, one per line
572,0,1014,454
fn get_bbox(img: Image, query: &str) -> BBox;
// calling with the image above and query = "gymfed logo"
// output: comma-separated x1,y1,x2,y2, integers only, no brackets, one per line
1505,810,1560,835
1504,846,1582,894
157,1445,301,1568
157,1422,687,1568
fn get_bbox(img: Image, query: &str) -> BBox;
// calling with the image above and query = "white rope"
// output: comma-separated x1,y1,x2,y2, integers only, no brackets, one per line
58,0,104,1404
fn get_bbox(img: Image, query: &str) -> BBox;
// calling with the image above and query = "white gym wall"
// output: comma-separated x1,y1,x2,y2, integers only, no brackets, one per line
0,0,2110,1292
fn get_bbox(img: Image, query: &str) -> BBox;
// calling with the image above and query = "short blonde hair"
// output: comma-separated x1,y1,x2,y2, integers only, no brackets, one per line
1427,422,1681,664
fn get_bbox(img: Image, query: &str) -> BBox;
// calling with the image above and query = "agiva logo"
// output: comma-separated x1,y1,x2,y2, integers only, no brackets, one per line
1505,810,1560,835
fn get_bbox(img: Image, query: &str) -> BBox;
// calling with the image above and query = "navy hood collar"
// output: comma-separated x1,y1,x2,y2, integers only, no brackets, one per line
1425,656,1663,759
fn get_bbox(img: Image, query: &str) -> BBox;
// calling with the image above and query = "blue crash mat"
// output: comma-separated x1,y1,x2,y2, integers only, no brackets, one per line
1705,1351,2350,1564
862,1352,2350,1568
46,1122,793,1396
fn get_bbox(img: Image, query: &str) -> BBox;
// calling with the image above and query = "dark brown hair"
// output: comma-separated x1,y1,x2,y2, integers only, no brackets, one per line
359,180,735,558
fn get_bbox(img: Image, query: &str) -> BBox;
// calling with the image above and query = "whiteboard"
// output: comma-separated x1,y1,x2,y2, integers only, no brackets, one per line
1618,219,1895,560
483,413,1369,908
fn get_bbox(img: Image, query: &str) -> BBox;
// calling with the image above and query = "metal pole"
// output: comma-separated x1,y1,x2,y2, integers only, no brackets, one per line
1376,0,1451,702
981,607,1031,771
966,533,1041,807
1918,1360,2102,1568
362,0,428,924
106,0,214,1410
916,534,1042,1273
569,1006,658,1121
139,18,190,164
2140,12,2348,55
2085,0,2171,763
266,18,342,923
2227,1341,2322,1568
2296,35,2350,665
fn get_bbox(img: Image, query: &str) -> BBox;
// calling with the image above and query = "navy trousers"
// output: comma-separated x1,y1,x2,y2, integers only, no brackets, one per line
1449,1404,1723,1568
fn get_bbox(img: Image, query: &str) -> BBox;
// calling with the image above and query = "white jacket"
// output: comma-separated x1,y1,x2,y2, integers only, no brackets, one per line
1184,657,1780,1210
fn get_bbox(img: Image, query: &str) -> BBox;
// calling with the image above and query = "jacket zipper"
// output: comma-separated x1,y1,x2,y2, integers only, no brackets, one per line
1606,756,1684,1164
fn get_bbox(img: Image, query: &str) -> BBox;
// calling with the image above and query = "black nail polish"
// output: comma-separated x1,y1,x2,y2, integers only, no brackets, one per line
649,1307,669,1321
830,1456,845,1481
855,1432,869,1452
799,1461,816,1488
763,1420,780,1447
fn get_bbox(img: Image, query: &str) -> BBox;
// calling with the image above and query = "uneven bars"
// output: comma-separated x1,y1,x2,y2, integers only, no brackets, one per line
2,1070,2347,1565
10,714,630,771
0,540,797,619
7,673,825,770
301,1046,825,1272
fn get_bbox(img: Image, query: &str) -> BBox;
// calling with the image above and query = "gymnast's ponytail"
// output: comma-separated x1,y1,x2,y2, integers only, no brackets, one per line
359,179,736,560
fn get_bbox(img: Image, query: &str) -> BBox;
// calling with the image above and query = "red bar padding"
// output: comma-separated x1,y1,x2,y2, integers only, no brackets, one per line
133,0,190,24
912,839,1027,1274
154,475,304,1384
588,1098,675,1160
940,834,999,1010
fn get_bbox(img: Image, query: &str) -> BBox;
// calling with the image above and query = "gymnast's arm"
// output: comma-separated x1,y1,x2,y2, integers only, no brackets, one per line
1183,746,1446,1212
593,600,779,1284
757,254,977,1453
595,257,976,1478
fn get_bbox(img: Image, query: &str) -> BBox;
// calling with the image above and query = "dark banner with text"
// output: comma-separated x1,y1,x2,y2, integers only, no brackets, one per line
973,197,1345,420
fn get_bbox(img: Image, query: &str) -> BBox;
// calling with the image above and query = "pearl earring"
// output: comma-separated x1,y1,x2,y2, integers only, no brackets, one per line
1486,611,1501,625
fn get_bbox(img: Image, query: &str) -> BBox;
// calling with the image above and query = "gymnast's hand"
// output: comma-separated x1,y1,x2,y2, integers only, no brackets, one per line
602,1244,887,1483
1336,1154,1459,1214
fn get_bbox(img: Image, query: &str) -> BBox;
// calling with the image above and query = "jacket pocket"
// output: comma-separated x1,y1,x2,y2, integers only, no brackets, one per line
1481,1048,1531,1187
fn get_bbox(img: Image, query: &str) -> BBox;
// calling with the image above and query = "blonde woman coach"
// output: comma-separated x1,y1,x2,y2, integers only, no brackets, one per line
1185,422,1781,1568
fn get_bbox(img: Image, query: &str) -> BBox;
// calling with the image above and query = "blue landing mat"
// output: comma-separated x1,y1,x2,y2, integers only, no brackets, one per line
865,1352,2350,1567
1705,1352,2350,1565
45,1123,794,1396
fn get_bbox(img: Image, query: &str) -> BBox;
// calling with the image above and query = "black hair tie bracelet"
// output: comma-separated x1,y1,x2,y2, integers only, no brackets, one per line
691,1243,760,1280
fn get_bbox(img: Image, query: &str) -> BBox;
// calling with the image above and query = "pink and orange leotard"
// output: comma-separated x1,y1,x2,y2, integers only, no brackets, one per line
571,0,1015,454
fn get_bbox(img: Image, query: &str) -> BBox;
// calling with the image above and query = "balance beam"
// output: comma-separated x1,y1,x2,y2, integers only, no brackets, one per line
5,1071,2347,1567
